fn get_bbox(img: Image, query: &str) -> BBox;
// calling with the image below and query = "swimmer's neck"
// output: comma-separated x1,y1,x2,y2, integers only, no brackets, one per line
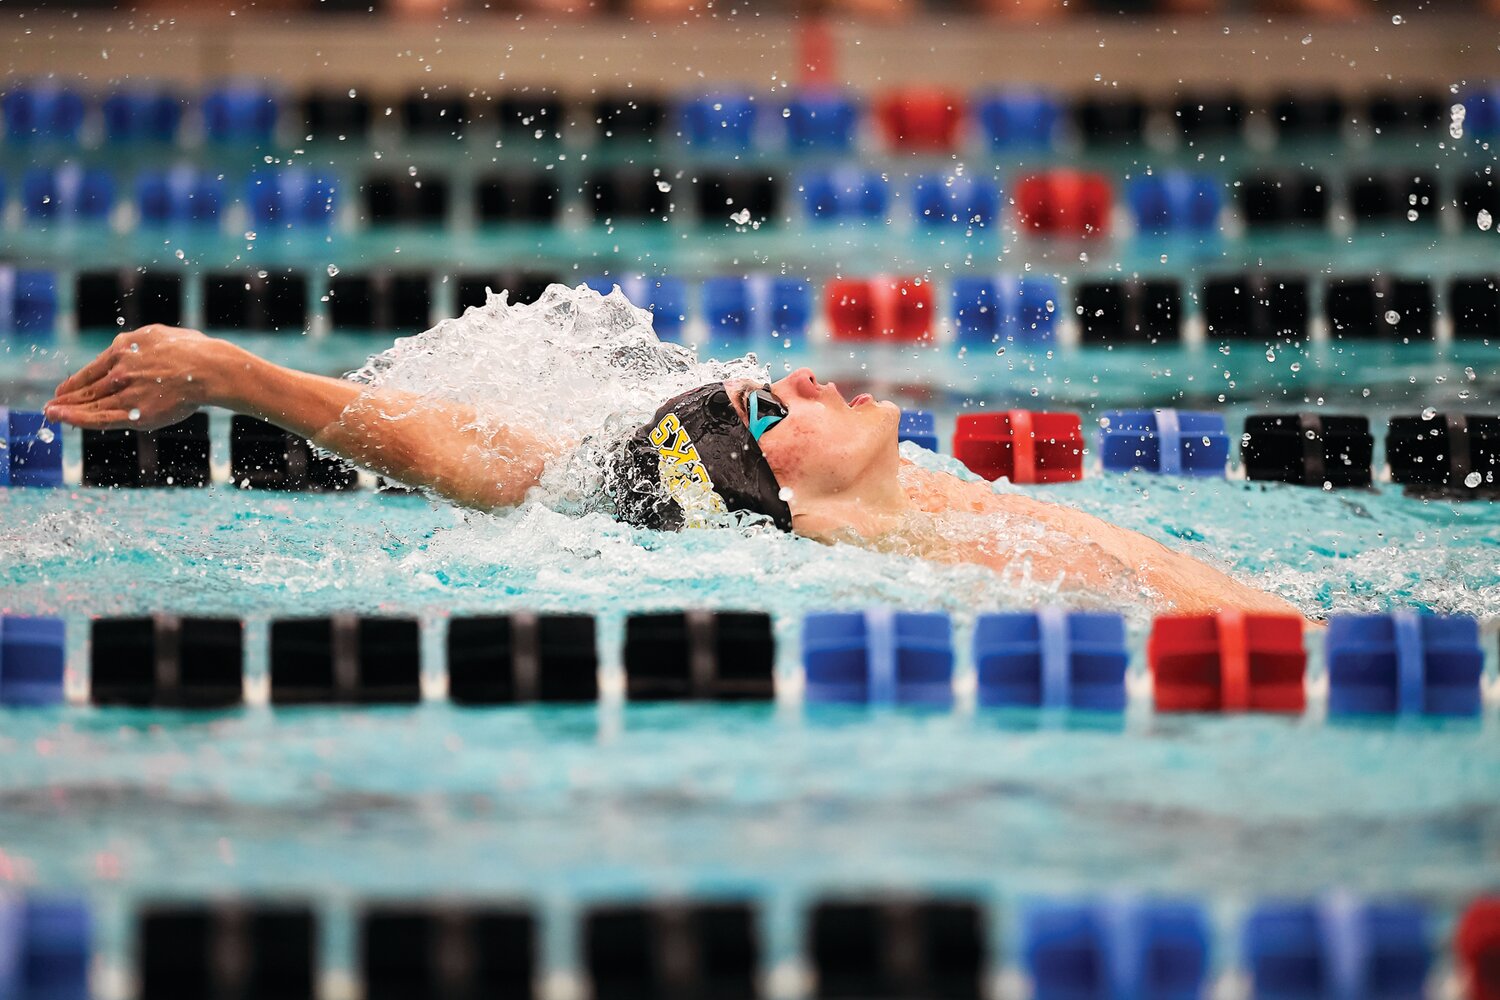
788,457,936,541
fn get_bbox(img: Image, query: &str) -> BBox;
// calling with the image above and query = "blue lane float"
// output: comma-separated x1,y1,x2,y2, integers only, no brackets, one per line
102,89,183,144
898,410,938,451
0,617,66,707
1243,897,1431,1000
1126,172,1224,235
950,275,1059,347
135,167,225,227
245,168,338,230
1099,410,1229,477
582,275,688,342
202,83,279,144
803,610,954,706
700,275,811,346
1325,612,1484,717
974,610,1129,711
0,271,58,342
20,165,115,223
1,84,86,143
1462,83,1500,140
1,411,63,487
797,168,889,222
1023,898,1209,1000
912,174,1002,230
678,92,759,151
976,90,1062,149
782,91,859,153
0,896,92,1000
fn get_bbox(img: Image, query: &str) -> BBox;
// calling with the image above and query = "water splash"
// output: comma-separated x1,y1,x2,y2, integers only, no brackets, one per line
346,283,765,514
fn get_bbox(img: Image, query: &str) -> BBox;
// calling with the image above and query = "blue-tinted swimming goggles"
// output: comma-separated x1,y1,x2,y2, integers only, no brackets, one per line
747,386,789,442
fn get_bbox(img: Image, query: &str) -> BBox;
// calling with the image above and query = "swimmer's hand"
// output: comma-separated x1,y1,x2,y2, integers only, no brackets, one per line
45,325,228,431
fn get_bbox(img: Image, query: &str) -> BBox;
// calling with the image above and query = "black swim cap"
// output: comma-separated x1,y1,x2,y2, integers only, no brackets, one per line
608,383,793,532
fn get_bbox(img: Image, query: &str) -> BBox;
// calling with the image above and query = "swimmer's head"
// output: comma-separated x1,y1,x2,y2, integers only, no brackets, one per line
607,368,900,533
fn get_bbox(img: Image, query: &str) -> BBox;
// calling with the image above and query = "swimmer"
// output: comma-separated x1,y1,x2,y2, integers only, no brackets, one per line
44,321,1303,619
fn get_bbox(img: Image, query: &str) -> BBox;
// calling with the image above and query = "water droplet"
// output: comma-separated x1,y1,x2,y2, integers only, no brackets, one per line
1266,348,1277,362
1478,209,1493,231
327,264,340,277
174,249,185,260
129,342,140,352
1391,14,1403,23
995,346,1006,356
777,486,794,502
128,408,141,422
730,208,751,225
1385,309,1401,325
36,426,55,444
1464,471,1483,488
656,180,672,193
1044,300,1055,313
1289,362,1302,372
1159,254,1169,264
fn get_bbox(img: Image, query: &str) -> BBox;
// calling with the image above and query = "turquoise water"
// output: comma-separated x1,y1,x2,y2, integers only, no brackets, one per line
1,349,1498,979
3,122,1500,980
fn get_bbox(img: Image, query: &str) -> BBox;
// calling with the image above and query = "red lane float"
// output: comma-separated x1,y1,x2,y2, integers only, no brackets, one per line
876,88,966,152
952,411,1084,484
1459,897,1500,1000
825,277,934,342
1014,170,1113,237
1147,612,1306,713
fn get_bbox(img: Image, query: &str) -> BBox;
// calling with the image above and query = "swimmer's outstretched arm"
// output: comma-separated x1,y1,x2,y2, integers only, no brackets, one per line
44,325,567,510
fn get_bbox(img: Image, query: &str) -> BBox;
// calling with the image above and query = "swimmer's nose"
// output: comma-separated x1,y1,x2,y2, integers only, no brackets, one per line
773,368,819,400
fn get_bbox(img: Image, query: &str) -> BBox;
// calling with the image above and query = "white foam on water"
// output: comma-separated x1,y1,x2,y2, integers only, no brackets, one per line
346,282,764,516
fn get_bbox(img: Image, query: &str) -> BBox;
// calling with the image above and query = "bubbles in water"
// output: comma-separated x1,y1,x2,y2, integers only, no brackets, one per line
1391,14,1403,23
1407,210,1419,222
1302,34,1313,44
1421,407,1437,420
327,264,340,277
36,427,55,444
1384,310,1401,325
128,409,141,422
730,208,752,225
174,249,185,260
1479,209,1493,231
656,180,672,193
1464,472,1483,489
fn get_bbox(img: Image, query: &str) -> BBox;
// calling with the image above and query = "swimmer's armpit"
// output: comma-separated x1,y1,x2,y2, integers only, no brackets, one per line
311,389,574,511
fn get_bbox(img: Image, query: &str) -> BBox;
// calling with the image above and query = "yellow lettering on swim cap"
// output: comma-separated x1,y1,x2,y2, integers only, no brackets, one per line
649,413,726,525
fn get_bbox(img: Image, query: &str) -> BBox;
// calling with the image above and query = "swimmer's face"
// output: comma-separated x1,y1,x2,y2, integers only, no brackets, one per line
725,368,900,501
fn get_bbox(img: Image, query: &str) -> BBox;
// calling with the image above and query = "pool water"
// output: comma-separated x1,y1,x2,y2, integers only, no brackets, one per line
2,327,1499,984
2,210,1499,994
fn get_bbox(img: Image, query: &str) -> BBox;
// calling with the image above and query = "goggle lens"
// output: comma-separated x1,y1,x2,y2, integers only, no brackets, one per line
748,387,788,441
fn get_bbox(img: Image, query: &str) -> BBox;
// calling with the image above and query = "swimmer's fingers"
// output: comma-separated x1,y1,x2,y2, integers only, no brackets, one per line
43,401,134,429
53,341,125,397
48,370,129,409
